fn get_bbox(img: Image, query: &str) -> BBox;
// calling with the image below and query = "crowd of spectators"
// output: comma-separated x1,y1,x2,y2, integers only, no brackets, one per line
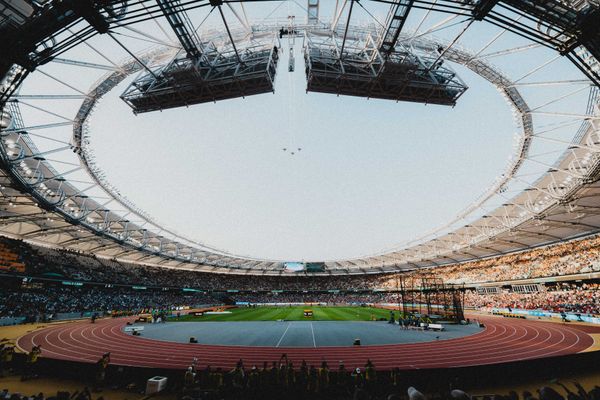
0,388,97,400
0,283,404,320
228,292,398,304
0,286,214,320
9,241,387,290
2,380,599,400
419,236,600,285
465,283,600,316
3,281,600,321
4,354,600,400
0,232,600,320
175,357,600,400
2,234,600,292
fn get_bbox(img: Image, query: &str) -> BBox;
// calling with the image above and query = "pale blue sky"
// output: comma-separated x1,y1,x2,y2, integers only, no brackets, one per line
18,1,592,261
90,49,515,260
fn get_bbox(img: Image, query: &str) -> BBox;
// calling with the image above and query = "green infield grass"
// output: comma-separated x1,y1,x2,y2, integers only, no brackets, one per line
172,306,395,322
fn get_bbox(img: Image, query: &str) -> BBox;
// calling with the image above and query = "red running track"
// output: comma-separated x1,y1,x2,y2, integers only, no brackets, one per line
16,316,599,371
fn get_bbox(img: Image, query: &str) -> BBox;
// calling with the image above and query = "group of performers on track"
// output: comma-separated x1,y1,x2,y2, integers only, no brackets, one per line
388,311,433,329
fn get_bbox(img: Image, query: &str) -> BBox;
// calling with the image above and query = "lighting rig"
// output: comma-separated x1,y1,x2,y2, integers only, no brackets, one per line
120,0,280,113
2,0,600,113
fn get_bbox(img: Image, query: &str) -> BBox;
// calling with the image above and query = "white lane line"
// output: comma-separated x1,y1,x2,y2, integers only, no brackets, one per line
310,323,316,348
276,322,292,347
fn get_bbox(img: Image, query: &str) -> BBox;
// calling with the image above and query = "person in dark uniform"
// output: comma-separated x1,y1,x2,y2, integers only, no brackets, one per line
336,361,350,395
317,360,330,394
390,367,401,388
285,361,295,390
230,359,246,391
184,366,195,389
259,361,270,388
94,352,110,391
268,360,279,391
296,360,308,395
365,360,377,394
351,367,364,389
278,359,288,389
202,365,213,389
22,345,41,381
307,365,318,394
0,344,5,377
247,365,260,399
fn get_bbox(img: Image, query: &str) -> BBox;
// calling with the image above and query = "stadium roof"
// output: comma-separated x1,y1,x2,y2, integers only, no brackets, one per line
1,0,600,275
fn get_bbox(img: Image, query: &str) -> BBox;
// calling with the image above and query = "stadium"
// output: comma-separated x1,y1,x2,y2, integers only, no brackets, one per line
1,0,600,399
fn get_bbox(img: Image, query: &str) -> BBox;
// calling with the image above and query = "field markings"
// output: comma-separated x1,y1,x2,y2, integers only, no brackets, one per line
310,322,317,348
276,322,292,347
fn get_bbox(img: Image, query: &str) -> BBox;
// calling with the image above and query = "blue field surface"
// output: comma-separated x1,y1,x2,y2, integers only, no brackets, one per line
134,321,482,347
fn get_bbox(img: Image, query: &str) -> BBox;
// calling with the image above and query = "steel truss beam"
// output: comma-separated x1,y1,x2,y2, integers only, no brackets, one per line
1,4,600,274
155,0,203,59
378,0,415,58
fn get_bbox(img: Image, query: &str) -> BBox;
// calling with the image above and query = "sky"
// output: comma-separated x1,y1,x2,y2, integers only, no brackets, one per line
16,1,593,262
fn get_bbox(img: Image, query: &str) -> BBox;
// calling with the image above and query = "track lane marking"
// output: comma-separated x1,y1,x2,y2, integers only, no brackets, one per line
17,316,595,371
276,322,292,347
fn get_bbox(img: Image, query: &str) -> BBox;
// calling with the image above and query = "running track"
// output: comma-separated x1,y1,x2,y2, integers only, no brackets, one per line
16,316,600,371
